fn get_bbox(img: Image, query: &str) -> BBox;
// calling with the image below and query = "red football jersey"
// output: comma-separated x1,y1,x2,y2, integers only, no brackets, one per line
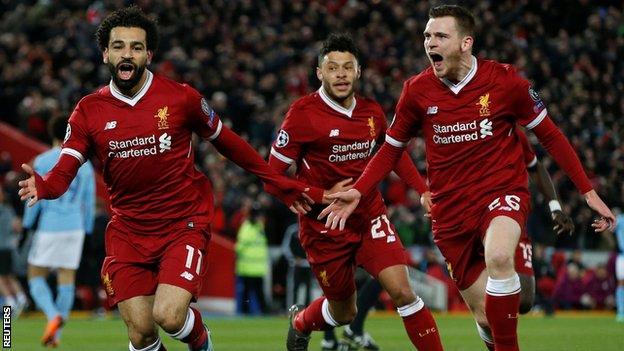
517,129,537,168
387,57,547,224
271,88,388,227
62,71,221,230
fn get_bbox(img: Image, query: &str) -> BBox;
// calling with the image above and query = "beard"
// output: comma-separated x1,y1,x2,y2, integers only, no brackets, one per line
108,60,146,94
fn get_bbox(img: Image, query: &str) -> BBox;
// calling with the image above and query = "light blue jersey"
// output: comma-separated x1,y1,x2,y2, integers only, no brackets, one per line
616,214,624,254
22,147,95,233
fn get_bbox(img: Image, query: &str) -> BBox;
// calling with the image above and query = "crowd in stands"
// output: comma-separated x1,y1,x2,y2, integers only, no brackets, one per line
0,1,622,313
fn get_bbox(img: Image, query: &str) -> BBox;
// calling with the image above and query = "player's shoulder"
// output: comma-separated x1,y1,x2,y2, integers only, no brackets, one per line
151,73,198,97
355,94,381,108
406,67,436,87
286,92,320,120
355,94,383,111
480,59,522,80
290,92,319,110
77,85,111,108
401,67,439,100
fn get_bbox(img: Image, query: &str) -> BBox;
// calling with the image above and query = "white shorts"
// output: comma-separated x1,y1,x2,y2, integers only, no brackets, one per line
28,230,85,269
617,254,624,281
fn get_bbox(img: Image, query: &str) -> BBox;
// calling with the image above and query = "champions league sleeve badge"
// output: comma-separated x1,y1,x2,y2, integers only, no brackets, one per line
275,129,289,148
201,97,216,127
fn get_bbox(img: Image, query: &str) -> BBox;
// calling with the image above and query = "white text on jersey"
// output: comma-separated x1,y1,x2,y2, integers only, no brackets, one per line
107,133,172,159
432,118,493,145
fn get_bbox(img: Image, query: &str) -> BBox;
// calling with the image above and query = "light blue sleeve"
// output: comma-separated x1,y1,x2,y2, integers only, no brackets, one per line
81,162,96,234
22,157,43,229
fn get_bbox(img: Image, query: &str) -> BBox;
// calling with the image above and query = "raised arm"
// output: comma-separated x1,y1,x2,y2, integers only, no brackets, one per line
211,125,309,208
530,117,614,231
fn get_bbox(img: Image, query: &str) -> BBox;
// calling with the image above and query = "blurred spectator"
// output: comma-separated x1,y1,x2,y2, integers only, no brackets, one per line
235,203,269,315
281,223,313,308
532,244,556,315
552,262,586,310
581,264,616,310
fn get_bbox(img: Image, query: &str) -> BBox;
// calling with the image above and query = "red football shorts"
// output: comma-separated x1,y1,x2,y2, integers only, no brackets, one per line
101,216,211,307
433,189,531,290
300,213,408,301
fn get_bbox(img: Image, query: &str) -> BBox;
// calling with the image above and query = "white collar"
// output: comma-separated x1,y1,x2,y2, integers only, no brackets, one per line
441,55,478,95
318,87,356,118
109,70,153,106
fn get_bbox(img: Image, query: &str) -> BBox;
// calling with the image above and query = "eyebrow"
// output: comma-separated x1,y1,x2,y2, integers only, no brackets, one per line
423,31,449,36
326,60,356,65
110,40,146,47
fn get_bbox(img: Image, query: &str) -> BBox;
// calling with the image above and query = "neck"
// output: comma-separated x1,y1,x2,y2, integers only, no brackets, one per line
53,140,61,148
114,70,148,97
322,85,354,109
447,55,473,84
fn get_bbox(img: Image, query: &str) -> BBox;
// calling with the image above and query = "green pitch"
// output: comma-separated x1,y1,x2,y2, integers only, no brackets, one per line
8,312,623,350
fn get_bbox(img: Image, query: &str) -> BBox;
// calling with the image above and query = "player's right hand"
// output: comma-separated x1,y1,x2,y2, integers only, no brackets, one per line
551,210,574,236
318,189,362,230
322,178,353,204
18,163,39,207
584,190,616,232
420,191,432,217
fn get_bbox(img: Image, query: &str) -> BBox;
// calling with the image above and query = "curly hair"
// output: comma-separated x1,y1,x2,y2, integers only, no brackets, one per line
95,5,159,53
318,33,360,66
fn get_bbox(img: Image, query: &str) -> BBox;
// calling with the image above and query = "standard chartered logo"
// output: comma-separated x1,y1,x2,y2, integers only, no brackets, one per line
159,133,171,152
479,119,493,138
432,119,494,144
107,133,172,159
329,139,376,162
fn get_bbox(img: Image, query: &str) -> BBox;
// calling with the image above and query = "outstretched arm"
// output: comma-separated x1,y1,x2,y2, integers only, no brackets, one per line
18,155,81,207
211,125,309,209
528,159,574,235
319,142,404,230
531,117,615,231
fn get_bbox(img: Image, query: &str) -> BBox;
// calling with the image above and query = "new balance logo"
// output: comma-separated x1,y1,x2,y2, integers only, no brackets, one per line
329,129,340,137
427,106,438,115
159,133,171,152
104,121,117,130
180,271,194,281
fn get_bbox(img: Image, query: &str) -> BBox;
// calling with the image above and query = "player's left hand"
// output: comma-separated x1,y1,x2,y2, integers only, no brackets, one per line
551,210,574,236
584,190,616,232
18,163,39,207
318,189,361,230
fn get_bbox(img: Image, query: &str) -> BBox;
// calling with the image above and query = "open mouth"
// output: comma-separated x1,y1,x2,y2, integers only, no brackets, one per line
429,53,444,69
117,62,136,80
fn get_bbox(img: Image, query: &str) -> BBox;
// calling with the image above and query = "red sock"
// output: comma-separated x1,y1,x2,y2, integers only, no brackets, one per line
181,307,207,349
485,292,520,351
293,297,332,334
401,306,444,351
